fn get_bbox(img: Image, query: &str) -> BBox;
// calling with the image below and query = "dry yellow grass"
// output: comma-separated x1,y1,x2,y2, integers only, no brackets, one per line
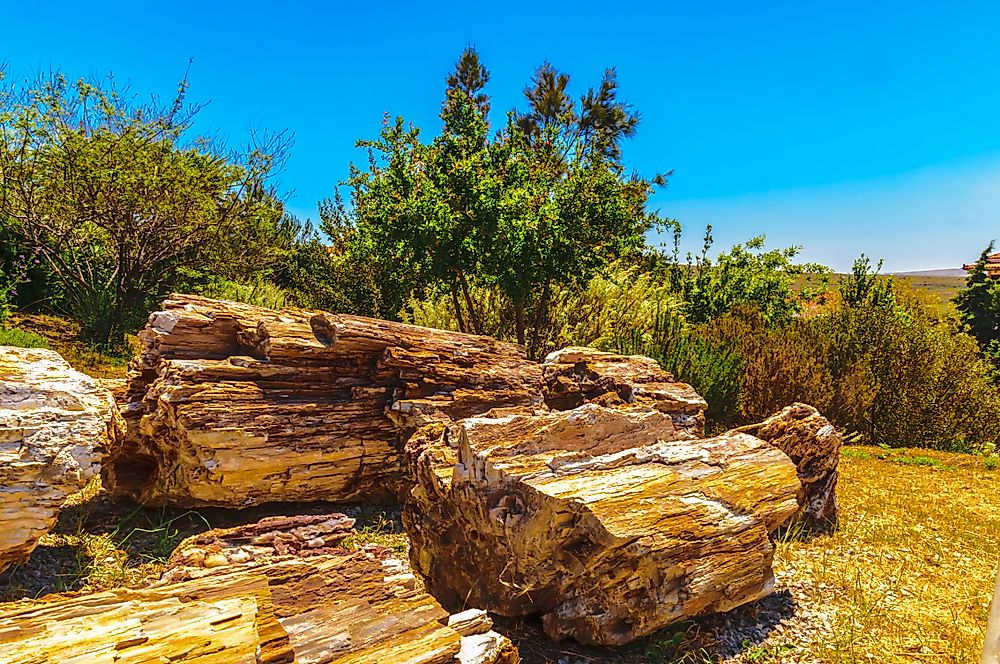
774,446,999,663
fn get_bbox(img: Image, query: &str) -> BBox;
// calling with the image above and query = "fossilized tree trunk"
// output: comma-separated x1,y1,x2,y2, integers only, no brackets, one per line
729,402,842,528
404,403,800,646
104,295,543,507
0,513,518,664
0,346,123,573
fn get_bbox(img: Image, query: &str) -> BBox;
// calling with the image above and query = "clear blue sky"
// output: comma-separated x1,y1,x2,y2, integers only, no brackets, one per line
5,1,1000,271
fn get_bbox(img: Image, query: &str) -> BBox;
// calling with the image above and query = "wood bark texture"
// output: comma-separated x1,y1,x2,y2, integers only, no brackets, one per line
0,346,123,573
103,295,543,507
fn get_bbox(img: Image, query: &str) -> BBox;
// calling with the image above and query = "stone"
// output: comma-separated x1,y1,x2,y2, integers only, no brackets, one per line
403,403,800,646
728,403,842,528
0,572,293,664
541,347,707,434
0,346,123,573
0,513,519,663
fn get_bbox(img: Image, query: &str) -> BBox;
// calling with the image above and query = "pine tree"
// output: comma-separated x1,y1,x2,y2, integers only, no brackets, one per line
956,242,1000,359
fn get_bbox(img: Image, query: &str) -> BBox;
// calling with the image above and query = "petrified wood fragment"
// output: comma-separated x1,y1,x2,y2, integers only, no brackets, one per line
0,512,518,663
0,346,123,573
0,573,293,664
159,512,518,664
541,347,707,434
404,404,800,646
104,295,544,507
728,402,842,528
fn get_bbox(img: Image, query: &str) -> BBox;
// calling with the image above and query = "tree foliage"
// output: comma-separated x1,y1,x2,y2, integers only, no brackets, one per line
956,242,1000,366
0,69,290,347
323,47,667,357
668,226,828,325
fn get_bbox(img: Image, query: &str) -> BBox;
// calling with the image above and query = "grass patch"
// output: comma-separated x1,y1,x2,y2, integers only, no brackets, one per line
341,512,408,554
841,448,873,460
6,312,135,377
0,326,51,348
774,446,999,662
891,455,959,471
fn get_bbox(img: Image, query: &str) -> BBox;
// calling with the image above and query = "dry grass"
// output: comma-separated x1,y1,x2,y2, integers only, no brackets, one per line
775,445,998,663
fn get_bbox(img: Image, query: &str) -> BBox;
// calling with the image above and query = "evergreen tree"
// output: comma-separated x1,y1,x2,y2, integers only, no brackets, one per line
956,242,1000,364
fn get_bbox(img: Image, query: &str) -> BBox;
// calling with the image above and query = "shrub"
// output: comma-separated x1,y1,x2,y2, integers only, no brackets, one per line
405,263,685,360
705,307,834,423
818,301,1000,451
610,308,743,430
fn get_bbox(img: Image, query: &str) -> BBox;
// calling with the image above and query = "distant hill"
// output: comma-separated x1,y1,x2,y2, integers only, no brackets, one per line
890,268,967,278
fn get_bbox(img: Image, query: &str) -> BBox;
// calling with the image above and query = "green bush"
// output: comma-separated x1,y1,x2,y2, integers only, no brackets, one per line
405,262,685,360
0,327,51,349
610,308,744,430
705,307,834,424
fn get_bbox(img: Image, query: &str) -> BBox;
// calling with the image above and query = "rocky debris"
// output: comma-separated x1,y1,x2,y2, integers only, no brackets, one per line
159,512,518,664
0,346,123,574
0,512,518,664
161,513,358,572
404,403,801,646
729,403,842,529
104,294,544,507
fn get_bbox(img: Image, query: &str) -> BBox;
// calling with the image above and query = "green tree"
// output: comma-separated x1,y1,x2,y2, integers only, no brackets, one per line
0,70,289,348
324,48,667,357
956,242,1000,363
670,226,827,325
840,254,895,309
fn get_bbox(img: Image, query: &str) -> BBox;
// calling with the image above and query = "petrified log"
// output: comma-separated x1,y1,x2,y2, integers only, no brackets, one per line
542,348,708,434
404,403,800,646
0,346,123,573
0,513,518,663
728,402,841,528
104,294,543,507
159,512,518,664
0,572,293,664
107,299,710,510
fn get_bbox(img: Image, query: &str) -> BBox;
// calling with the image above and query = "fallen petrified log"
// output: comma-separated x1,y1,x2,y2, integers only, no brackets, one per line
404,404,801,646
104,295,544,507
0,572,292,664
0,513,518,664
104,297,706,509
728,402,842,528
0,346,123,573
158,512,518,664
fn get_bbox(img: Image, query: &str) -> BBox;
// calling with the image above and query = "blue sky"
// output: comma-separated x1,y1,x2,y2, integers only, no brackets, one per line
4,1,999,271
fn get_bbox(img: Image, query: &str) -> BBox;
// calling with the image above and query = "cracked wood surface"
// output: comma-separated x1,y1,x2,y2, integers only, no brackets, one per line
404,404,800,646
